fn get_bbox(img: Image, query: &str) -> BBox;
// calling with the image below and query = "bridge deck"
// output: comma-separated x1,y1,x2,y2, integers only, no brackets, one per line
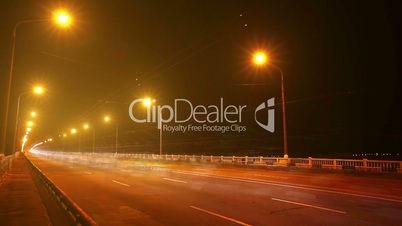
0,154,51,226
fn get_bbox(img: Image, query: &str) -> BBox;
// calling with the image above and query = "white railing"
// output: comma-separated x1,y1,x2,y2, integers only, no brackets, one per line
0,152,19,185
29,150,402,173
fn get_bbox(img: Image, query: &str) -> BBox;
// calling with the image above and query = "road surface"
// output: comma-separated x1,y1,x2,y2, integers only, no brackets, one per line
27,153,402,226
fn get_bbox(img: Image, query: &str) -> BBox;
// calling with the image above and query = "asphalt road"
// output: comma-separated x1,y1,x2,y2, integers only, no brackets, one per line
26,153,402,226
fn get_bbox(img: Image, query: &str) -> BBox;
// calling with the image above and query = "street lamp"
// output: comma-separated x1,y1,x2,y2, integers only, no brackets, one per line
253,52,289,158
254,52,267,65
1,11,71,154
69,128,78,152
62,133,67,151
143,98,163,156
104,116,118,154
77,124,89,152
91,126,96,153
80,123,95,153
55,11,71,26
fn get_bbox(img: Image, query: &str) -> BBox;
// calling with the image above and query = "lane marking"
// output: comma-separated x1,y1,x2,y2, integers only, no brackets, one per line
121,169,132,173
68,166,74,168
254,174,288,179
190,206,251,226
112,180,130,187
84,171,92,175
271,198,346,214
163,178,188,184
171,170,402,203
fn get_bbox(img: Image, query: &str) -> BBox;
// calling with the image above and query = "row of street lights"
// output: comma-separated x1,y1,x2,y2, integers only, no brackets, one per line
19,110,42,153
1,10,71,154
57,115,118,154
12,86,44,153
55,98,158,155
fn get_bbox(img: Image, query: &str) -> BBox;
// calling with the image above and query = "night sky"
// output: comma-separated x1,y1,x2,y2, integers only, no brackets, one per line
1,0,401,158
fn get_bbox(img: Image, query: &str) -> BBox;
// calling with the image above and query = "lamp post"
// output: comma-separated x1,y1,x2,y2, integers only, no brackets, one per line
142,98,163,156
71,128,78,152
81,124,89,152
71,127,87,153
62,133,67,151
76,124,89,152
1,11,71,154
143,98,163,157
104,116,118,154
253,52,289,158
92,129,96,153
159,117,162,157
12,86,43,153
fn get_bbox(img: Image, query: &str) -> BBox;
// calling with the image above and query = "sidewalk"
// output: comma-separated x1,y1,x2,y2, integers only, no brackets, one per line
0,153,51,226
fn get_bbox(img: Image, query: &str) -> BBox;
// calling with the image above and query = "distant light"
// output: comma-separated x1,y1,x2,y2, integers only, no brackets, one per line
71,128,77,134
31,112,36,117
83,124,89,129
27,121,33,126
104,116,110,121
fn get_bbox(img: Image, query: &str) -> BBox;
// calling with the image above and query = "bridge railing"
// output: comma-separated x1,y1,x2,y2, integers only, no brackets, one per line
23,153,98,226
29,150,402,173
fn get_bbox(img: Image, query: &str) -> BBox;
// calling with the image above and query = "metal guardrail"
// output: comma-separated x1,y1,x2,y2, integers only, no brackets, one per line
30,151,402,173
23,153,98,226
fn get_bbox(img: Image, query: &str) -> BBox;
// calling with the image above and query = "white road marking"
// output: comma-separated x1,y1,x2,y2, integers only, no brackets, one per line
84,171,92,175
120,169,132,173
190,206,251,226
172,170,402,203
163,178,188,184
271,198,346,214
254,174,288,179
68,166,74,168
112,180,130,187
